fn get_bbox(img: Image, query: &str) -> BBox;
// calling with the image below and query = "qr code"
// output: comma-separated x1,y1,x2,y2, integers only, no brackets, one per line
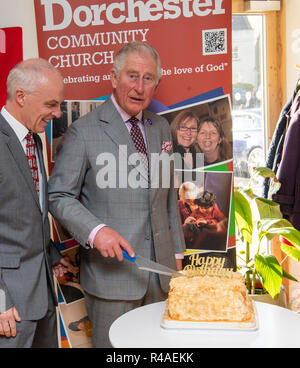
202,28,227,56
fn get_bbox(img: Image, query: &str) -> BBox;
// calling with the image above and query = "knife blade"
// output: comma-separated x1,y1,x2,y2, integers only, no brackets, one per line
122,250,182,277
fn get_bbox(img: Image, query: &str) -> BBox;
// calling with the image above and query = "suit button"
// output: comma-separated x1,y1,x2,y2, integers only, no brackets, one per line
145,235,151,240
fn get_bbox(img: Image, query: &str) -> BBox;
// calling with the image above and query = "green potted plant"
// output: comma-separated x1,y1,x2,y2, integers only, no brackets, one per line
234,167,300,301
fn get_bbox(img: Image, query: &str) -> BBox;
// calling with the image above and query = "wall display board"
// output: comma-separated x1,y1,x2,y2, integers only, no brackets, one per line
34,0,234,348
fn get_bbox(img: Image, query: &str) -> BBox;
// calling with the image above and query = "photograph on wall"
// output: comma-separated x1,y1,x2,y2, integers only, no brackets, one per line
178,171,232,253
55,244,93,348
56,246,84,304
59,299,92,348
52,218,73,243
159,94,234,254
160,94,233,169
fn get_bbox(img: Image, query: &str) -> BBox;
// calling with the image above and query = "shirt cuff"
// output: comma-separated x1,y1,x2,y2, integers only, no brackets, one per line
87,224,107,248
175,252,184,259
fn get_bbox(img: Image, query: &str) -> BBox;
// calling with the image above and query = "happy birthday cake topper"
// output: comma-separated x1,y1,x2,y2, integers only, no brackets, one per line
183,254,233,278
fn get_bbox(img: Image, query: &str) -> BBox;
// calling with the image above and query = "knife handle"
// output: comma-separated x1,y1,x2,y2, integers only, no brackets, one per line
122,249,136,262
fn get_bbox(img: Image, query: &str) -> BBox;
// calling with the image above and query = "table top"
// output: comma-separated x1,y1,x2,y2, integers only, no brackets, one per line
109,301,300,348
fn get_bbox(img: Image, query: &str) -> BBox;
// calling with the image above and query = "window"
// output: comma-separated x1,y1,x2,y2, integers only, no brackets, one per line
232,0,288,289
232,14,266,192
232,14,268,267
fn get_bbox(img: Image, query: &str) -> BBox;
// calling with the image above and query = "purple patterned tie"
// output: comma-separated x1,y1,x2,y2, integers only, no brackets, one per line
128,117,148,170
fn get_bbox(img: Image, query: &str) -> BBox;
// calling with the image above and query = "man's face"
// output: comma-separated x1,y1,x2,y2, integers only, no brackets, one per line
20,71,65,133
111,51,158,116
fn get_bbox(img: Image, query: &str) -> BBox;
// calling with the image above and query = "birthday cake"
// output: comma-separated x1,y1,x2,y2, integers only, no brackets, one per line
167,271,254,323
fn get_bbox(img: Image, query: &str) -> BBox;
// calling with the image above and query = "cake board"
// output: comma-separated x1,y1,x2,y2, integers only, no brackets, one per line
160,301,259,332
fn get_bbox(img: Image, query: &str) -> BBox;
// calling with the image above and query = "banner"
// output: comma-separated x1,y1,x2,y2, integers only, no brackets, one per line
34,0,231,102
0,27,23,108
34,0,233,348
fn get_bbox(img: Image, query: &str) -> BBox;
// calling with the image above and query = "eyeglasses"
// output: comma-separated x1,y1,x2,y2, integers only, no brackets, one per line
127,73,156,86
178,126,199,133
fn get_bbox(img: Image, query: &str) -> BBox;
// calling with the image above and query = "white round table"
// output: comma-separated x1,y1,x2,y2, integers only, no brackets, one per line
109,301,300,348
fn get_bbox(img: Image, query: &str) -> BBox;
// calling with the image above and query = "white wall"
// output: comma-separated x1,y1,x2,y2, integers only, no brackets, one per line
0,0,38,59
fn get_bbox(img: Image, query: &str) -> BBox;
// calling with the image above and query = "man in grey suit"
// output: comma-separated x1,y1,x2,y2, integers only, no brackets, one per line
0,58,70,348
48,42,186,347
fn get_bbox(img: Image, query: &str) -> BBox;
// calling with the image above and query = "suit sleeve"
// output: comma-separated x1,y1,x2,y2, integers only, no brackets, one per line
48,121,102,247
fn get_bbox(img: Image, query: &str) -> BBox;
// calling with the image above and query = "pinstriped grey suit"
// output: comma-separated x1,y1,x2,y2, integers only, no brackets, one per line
0,113,61,347
48,97,185,345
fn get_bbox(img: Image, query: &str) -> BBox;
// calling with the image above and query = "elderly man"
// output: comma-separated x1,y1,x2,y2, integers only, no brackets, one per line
48,42,186,347
0,58,69,348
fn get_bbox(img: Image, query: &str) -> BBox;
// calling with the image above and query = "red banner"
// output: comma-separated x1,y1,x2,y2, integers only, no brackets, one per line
34,0,231,103
0,27,23,108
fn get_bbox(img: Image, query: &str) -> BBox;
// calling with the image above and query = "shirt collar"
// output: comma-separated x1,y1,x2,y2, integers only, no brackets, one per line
111,93,143,123
1,106,29,143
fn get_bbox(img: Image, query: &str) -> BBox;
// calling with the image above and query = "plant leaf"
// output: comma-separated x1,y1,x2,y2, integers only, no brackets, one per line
252,167,278,180
234,189,253,244
258,218,300,248
255,198,283,220
281,243,300,261
282,268,298,282
255,254,282,299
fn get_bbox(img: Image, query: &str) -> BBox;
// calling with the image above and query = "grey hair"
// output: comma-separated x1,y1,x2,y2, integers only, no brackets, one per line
6,58,62,101
113,41,162,84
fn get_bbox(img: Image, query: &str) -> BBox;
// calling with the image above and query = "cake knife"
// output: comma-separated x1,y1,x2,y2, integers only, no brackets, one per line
122,250,182,277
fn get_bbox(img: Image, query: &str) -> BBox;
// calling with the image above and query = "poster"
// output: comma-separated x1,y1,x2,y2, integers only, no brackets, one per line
34,0,234,347
34,0,231,102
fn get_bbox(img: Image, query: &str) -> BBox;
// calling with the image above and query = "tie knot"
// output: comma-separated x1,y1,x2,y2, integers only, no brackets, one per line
26,132,34,141
128,117,139,127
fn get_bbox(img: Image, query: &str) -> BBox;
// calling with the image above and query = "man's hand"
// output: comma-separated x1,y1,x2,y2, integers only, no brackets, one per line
175,258,183,271
93,227,135,261
53,257,73,278
0,306,21,337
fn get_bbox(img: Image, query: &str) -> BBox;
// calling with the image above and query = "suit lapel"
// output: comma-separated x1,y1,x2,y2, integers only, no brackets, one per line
143,112,162,203
143,112,162,160
0,116,41,211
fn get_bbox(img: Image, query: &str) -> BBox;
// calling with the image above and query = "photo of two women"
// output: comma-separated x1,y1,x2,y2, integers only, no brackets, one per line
161,95,233,253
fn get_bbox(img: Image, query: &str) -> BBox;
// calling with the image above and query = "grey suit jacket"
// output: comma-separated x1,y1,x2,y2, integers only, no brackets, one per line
0,114,60,319
48,97,185,300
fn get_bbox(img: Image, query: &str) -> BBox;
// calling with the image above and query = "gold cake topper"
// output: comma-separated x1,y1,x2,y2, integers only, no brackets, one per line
183,255,233,278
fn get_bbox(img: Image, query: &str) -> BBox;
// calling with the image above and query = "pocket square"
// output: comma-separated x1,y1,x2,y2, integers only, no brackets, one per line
161,141,173,153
